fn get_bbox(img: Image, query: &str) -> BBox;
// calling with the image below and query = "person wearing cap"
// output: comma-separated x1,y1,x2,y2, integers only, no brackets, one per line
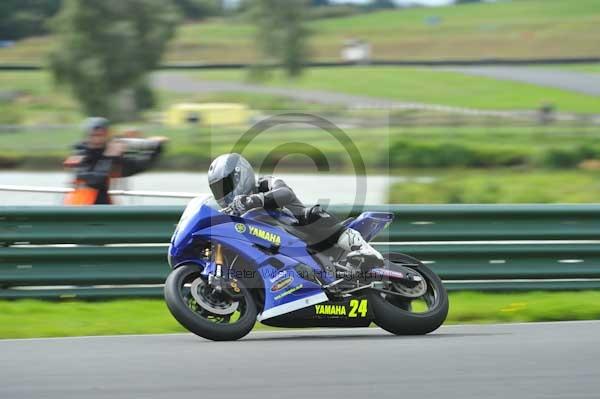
63,117,168,205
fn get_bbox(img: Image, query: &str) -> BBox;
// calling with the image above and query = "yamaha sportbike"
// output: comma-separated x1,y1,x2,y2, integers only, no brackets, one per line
165,197,449,341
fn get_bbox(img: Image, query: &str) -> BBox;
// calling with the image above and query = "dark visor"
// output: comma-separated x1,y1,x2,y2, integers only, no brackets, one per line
209,172,235,200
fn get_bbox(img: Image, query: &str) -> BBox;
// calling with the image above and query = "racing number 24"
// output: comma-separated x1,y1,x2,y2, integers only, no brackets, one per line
348,299,368,318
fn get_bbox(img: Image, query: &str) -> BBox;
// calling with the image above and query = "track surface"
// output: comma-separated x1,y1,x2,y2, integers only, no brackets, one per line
1,321,599,399
151,72,522,116
152,69,599,118
152,72,423,108
443,66,600,96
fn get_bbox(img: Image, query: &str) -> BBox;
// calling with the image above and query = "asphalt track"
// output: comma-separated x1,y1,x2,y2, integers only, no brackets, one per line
442,66,600,96
152,69,599,119
1,321,598,399
151,72,523,117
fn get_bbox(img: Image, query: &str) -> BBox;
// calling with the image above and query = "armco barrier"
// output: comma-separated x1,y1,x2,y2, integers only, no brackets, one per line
2,57,600,71
1,205,599,299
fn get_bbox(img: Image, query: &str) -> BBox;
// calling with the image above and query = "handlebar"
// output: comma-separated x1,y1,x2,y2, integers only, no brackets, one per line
220,206,239,216
220,206,258,218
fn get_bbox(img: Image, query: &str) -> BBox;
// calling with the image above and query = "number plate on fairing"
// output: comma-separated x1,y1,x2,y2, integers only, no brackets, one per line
260,295,373,328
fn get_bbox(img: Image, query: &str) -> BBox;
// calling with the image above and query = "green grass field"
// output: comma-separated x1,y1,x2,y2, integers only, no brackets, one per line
0,71,81,125
2,67,598,129
190,67,600,113
0,71,334,125
2,118,598,173
1,291,599,339
1,0,599,64
1,71,598,174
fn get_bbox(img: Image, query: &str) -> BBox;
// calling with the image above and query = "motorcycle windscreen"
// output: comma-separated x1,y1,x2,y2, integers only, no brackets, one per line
172,195,216,247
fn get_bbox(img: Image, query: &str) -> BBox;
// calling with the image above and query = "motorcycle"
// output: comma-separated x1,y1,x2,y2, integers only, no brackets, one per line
164,196,449,341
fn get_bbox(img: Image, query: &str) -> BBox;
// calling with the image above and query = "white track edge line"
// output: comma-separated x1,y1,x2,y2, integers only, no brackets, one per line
1,320,599,343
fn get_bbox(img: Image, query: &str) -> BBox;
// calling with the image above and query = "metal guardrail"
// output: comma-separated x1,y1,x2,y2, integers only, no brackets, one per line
1,205,600,299
2,57,600,71
0,184,200,199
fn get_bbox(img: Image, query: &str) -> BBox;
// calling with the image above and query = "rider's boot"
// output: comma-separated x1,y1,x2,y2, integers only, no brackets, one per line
337,228,384,267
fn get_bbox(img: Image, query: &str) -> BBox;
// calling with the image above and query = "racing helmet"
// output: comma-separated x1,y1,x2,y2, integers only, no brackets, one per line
207,153,256,207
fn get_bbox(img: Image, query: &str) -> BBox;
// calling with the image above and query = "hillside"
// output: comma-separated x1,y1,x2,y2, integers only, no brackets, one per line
1,0,599,64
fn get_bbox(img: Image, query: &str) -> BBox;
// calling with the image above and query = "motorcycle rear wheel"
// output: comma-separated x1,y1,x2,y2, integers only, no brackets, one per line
368,253,449,335
164,264,257,341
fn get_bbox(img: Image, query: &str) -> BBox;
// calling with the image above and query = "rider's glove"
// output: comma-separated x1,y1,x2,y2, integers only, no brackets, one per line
231,194,264,215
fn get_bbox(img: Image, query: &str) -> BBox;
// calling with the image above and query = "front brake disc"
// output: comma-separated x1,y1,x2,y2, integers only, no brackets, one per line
190,278,239,316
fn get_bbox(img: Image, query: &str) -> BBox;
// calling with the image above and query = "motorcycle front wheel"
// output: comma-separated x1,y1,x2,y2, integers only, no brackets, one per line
164,264,257,341
368,253,449,335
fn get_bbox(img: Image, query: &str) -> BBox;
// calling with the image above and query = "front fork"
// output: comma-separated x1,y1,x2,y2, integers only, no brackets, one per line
214,243,224,278
206,244,244,299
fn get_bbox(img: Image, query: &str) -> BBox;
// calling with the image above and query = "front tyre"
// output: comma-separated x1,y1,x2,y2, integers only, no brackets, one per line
368,253,449,335
164,264,257,341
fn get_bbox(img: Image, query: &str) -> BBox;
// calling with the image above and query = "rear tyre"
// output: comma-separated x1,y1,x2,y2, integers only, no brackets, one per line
368,253,449,335
164,264,257,341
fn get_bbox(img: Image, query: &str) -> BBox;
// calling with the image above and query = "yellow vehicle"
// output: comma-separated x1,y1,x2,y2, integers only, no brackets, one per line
165,103,252,127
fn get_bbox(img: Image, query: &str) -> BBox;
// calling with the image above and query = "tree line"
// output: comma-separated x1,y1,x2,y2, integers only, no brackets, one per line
1,0,436,41
3,0,480,121
1,0,224,41
44,0,313,120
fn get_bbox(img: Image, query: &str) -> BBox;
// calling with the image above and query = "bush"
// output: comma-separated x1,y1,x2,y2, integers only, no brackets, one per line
0,103,24,125
158,148,212,170
19,154,65,170
540,146,600,168
387,140,530,168
173,0,222,20
389,170,600,204
308,5,362,20
0,152,24,168
0,0,62,40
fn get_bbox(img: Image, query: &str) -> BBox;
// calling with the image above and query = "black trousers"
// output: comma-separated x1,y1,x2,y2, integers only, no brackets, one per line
294,208,345,251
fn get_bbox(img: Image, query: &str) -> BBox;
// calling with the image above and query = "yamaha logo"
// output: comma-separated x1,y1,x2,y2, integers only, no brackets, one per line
235,223,246,233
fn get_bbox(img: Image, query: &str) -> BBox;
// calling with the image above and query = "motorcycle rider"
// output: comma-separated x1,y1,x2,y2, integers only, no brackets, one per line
207,153,384,265
63,117,167,205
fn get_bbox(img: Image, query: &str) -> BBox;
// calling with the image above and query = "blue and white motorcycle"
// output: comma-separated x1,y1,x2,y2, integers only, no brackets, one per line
165,197,449,341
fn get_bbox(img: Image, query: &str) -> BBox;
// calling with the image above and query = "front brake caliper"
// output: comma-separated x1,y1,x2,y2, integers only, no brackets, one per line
209,275,245,299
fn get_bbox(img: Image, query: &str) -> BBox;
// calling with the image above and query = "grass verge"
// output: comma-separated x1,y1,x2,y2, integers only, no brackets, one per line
0,71,333,125
4,68,599,127
1,291,599,339
2,115,599,172
1,0,599,63
190,67,600,113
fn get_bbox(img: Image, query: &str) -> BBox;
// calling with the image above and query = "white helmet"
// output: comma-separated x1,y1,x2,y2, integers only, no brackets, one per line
207,153,256,207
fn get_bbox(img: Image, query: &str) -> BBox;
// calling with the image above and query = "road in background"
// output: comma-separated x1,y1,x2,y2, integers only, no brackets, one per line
0,322,598,399
151,72,400,108
152,72,531,117
442,66,600,96
152,69,600,119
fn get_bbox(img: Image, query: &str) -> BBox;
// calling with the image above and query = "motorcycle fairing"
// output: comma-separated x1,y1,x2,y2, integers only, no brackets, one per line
170,202,332,321
346,211,393,242
169,199,394,323
261,294,373,328
255,263,328,321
